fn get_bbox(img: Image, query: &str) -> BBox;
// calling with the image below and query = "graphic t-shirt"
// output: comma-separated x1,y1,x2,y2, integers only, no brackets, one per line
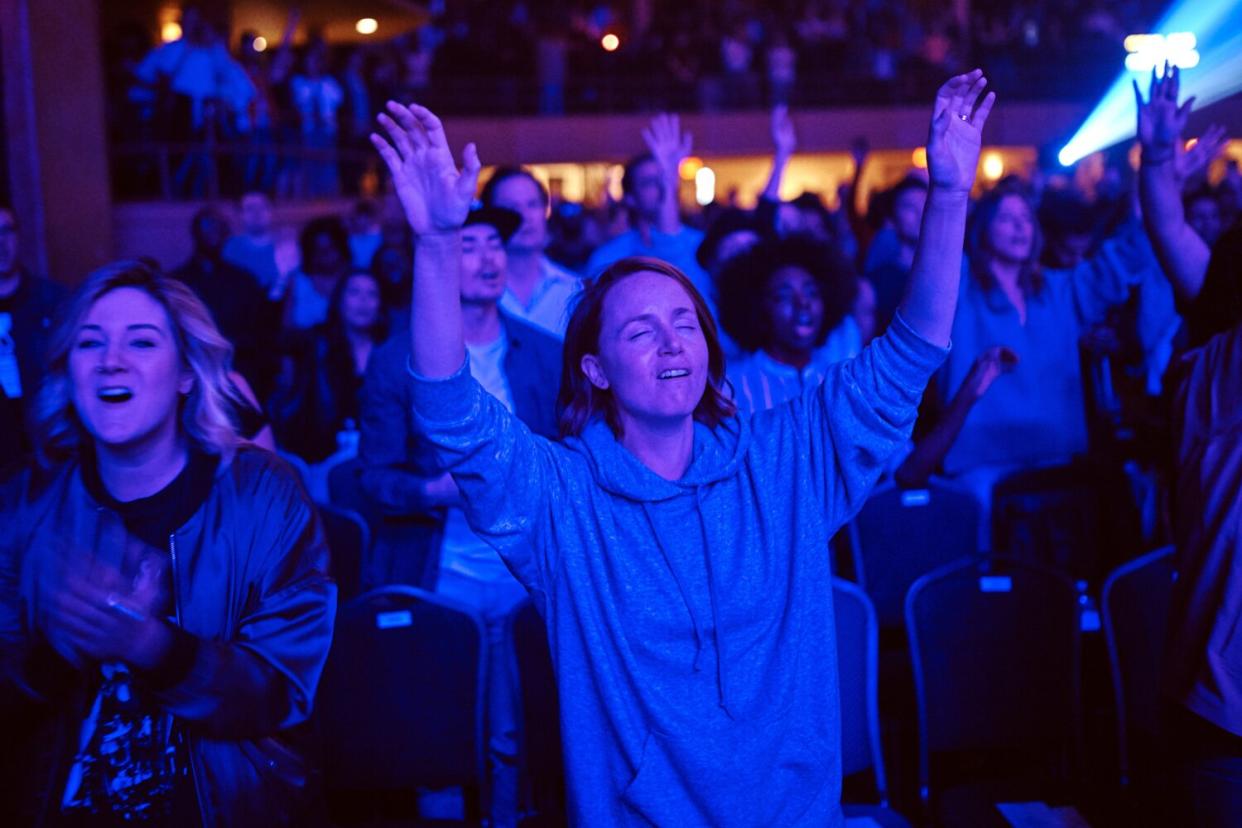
60,450,218,823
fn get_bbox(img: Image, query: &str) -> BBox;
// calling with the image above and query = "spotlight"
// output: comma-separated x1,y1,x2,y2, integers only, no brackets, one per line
679,156,703,181
161,21,182,43
356,18,379,36
601,33,620,52
1059,0,1242,167
911,147,928,169
253,36,268,52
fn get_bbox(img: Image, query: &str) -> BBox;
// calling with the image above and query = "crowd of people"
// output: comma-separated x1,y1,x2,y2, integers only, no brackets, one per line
104,0,1168,198
4,47,1242,826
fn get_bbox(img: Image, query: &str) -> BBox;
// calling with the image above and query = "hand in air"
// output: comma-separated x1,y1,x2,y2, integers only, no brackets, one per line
371,102,481,237
926,69,996,193
642,113,693,179
1133,62,1194,160
963,345,1018,402
1176,124,1229,185
770,104,797,158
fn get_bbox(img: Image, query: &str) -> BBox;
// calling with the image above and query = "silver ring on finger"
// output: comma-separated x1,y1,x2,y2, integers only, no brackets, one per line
958,112,970,121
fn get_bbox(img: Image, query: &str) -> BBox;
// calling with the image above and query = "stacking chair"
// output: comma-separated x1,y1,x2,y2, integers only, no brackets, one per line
317,586,488,825
505,600,566,827
317,502,370,604
906,556,1083,823
1101,546,1175,789
849,480,980,628
833,578,912,827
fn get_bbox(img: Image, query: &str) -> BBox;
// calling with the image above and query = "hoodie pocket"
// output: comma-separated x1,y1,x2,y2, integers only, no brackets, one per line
622,715,836,828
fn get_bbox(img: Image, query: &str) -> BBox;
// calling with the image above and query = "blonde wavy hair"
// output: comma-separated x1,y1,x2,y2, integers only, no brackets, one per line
33,260,245,465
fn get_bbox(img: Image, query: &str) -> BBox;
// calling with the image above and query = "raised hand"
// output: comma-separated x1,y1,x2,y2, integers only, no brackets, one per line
1134,62,1194,161
642,113,693,179
770,104,797,159
371,102,481,237
926,69,996,193
1176,124,1228,185
963,346,1018,402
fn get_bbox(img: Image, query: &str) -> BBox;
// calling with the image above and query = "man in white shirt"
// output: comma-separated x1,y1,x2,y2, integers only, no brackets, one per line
481,167,581,337
358,205,562,826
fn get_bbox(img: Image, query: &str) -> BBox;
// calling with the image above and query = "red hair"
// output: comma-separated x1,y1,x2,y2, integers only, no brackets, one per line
557,257,737,438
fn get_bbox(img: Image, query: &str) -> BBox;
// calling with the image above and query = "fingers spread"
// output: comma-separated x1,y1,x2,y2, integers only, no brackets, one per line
457,142,482,200
408,104,450,152
370,133,401,172
973,91,997,127
378,113,416,159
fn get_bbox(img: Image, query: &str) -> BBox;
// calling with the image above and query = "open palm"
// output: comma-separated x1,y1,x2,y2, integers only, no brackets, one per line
642,113,693,177
1134,63,1194,157
371,102,481,236
926,69,995,193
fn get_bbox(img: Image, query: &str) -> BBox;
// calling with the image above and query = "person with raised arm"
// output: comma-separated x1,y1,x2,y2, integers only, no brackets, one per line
1136,65,1242,827
372,70,993,826
584,114,712,301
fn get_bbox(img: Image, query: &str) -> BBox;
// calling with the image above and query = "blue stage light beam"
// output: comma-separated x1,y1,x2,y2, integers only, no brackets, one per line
1058,0,1242,167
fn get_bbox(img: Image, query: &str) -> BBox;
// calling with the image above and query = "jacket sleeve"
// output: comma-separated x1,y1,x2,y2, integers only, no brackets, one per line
1068,219,1167,332
0,472,81,706
407,358,562,592
150,460,337,739
793,312,949,527
357,343,445,516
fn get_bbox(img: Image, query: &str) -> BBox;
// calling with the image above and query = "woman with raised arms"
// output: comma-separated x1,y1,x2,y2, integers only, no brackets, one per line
371,71,993,826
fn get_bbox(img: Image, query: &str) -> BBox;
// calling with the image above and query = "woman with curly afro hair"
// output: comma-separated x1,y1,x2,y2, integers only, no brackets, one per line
717,235,860,414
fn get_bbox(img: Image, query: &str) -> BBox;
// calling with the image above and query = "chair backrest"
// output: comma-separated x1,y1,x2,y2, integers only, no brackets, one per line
850,480,980,628
832,578,890,805
991,463,1123,581
1102,545,1175,787
506,599,566,824
317,502,369,604
906,556,1082,805
317,586,487,802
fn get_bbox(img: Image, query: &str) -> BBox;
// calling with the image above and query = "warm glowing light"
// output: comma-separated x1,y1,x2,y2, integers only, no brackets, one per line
606,165,625,202
695,167,716,206
982,152,1005,181
911,147,928,169
253,36,268,52
356,18,379,36
1186,137,1199,150
601,33,620,52
160,21,183,43
1124,31,1200,72
679,156,703,180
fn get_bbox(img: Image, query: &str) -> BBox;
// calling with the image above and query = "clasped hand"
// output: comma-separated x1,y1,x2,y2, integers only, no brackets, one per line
40,560,172,671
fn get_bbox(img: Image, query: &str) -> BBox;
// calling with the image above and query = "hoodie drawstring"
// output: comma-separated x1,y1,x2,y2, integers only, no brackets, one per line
694,487,736,720
641,492,737,720
641,503,707,670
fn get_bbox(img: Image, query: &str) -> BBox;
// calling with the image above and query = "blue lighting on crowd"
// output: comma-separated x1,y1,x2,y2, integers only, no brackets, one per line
1058,0,1242,166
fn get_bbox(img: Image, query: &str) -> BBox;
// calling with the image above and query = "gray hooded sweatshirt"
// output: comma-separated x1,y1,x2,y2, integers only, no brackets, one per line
407,313,947,826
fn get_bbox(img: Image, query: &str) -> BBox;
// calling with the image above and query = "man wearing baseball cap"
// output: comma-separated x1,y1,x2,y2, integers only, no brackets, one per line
356,203,562,826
